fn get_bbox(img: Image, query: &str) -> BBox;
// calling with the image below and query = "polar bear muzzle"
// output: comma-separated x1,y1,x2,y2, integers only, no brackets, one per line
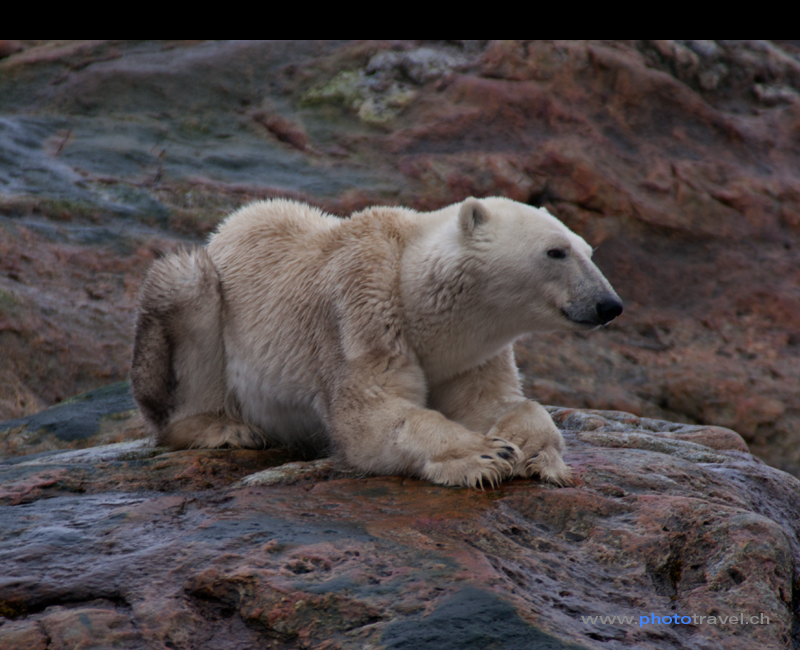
562,295,623,328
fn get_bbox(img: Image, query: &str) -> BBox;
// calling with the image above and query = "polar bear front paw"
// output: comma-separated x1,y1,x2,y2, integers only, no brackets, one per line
521,447,573,487
422,437,523,489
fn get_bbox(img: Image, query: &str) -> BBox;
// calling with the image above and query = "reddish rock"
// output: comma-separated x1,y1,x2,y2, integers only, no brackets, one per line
252,111,310,152
0,403,797,650
0,41,23,59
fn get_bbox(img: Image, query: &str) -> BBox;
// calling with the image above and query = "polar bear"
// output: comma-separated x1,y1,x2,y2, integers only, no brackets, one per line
131,197,622,488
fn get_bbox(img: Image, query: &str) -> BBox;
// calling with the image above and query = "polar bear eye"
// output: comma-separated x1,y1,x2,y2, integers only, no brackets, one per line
547,249,567,259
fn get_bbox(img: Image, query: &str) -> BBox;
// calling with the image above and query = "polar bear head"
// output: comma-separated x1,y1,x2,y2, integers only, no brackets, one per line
452,196,622,335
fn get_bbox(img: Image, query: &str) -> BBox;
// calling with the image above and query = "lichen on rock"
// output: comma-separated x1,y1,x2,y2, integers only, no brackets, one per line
301,45,466,124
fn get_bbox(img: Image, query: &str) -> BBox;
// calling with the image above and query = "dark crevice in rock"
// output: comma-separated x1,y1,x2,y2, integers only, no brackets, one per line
0,592,129,620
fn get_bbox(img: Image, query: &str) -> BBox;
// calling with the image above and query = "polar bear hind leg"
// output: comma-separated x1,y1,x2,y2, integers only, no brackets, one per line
130,248,263,449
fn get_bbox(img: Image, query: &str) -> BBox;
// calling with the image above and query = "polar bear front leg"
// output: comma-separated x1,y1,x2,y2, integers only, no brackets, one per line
486,401,572,486
327,355,523,488
429,346,572,486
400,410,525,488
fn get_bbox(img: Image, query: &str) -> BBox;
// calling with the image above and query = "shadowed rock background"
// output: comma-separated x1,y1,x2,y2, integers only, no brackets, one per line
1,40,799,649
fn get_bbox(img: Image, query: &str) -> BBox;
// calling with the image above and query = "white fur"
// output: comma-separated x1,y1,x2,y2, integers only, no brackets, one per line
130,196,622,487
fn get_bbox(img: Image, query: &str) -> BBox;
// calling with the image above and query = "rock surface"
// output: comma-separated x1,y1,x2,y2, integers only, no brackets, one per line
1,39,800,648
1,388,799,649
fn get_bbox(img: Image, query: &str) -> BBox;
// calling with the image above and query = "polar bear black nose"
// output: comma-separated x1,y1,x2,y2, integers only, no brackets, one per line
596,297,623,324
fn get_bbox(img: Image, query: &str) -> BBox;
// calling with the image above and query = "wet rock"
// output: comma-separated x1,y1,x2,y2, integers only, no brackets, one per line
0,378,147,459
381,587,577,649
0,382,136,445
0,401,797,650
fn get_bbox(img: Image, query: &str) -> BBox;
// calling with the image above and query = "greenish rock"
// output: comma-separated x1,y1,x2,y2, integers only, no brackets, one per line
302,69,417,124
0,381,135,443
382,587,590,649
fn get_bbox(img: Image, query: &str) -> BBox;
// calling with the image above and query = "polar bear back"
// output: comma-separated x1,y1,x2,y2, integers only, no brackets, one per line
206,200,414,430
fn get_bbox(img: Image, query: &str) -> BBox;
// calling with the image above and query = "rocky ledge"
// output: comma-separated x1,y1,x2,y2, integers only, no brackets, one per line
1,387,798,649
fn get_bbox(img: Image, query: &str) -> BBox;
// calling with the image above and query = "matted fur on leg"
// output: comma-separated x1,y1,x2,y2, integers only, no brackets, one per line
131,248,228,440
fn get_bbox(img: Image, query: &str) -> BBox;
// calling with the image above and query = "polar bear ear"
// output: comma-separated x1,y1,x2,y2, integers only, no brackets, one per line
459,198,490,235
